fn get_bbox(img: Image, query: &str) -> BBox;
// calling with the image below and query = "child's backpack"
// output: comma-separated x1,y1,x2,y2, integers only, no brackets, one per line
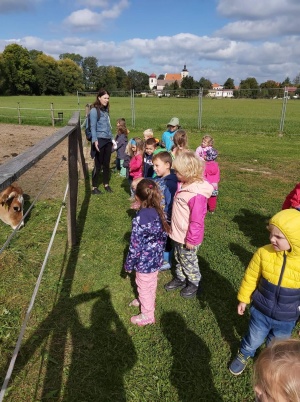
85,106,100,141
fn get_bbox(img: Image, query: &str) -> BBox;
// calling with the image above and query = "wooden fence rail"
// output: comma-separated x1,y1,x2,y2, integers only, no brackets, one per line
0,112,87,246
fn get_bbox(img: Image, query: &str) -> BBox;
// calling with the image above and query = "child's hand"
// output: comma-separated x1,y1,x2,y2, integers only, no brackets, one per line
237,302,247,315
185,242,195,250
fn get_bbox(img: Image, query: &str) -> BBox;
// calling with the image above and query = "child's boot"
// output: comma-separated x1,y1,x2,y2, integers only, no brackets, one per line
180,282,199,298
164,277,186,291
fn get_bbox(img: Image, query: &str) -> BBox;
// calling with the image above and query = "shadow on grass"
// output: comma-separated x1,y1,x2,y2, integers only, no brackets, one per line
232,208,270,248
229,243,253,268
197,256,249,358
1,176,137,401
161,311,222,402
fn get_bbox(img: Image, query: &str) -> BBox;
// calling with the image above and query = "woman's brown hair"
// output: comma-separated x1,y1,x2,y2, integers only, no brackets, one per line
93,88,110,112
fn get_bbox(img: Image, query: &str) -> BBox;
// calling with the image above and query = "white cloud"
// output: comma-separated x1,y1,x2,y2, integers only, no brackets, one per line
0,0,40,13
217,0,300,19
63,0,129,31
76,0,109,7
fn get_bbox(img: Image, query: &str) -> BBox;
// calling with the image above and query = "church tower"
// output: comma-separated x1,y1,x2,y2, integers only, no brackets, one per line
181,64,189,79
149,73,157,90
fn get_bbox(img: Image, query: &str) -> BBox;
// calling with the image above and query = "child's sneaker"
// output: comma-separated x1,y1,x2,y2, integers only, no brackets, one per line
128,298,140,307
130,314,155,326
160,261,171,271
229,351,250,375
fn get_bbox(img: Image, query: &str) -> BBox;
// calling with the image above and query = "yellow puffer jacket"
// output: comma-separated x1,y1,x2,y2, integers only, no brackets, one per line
238,209,300,321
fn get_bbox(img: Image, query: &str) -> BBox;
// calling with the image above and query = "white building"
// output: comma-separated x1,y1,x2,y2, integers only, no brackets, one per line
149,65,189,91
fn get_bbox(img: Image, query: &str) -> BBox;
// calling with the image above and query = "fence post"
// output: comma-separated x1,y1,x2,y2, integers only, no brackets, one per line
67,118,79,247
17,102,21,125
198,88,203,130
131,89,136,128
50,103,55,127
279,86,288,135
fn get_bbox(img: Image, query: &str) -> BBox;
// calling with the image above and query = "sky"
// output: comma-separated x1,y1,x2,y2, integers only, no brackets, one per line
0,0,300,85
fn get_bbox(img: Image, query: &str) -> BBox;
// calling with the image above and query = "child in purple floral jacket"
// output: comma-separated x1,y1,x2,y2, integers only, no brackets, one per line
124,179,170,326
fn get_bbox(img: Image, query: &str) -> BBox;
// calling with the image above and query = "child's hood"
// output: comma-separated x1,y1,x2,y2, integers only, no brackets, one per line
178,180,213,198
137,208,160,227
163,172,178,186
269,209,300,256
205,161,219,175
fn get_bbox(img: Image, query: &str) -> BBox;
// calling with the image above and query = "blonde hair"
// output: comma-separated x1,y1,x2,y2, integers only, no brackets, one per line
172,151,205,183
135,179,170,233
143,128,154,138
202,135,214,146
253,339,300,402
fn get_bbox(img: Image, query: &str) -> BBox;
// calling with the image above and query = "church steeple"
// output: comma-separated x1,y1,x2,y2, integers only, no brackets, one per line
181,64,189,78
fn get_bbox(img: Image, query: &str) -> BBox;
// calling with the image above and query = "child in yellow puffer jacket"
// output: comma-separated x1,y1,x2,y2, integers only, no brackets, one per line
229,209,300,376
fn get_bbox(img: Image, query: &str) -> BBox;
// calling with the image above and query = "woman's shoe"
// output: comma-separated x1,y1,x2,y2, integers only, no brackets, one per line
91,188,102,195
104,185,113,193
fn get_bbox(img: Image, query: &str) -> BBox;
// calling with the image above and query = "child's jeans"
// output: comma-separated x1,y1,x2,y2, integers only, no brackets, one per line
240,306,296,358
136,271,158,320
174,241,201,286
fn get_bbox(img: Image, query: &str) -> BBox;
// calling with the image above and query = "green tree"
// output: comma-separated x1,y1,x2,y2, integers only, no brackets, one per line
58,58,84,94
29,49,44,60
181,76,197,97
114,67,127,91
34,54,64,95
282,77,291,86
198,77,212,95
106,66,118,93
223,77,235,89
59,53,83,67
82,57,99,91
2,44,35,95
260,80,279,98
239,77,259,98
127,70,149,92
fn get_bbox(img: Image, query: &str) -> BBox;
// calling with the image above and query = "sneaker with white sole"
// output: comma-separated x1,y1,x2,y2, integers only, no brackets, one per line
229,351,250,375
130,314,155,326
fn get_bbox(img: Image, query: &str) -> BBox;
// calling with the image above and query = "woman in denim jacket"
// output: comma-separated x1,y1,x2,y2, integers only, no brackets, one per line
90,88,114,194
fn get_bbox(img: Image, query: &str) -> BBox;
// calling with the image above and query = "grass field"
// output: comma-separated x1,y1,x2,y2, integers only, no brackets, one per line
0,103,299,401
0,95,299,136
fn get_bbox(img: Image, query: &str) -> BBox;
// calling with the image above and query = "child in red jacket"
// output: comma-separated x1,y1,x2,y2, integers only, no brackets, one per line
282,182,300,210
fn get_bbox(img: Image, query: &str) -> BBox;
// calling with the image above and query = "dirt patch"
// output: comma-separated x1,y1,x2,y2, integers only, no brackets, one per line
0,124,74,200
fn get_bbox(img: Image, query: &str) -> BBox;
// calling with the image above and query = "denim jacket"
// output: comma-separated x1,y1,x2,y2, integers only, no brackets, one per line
90,107,113,143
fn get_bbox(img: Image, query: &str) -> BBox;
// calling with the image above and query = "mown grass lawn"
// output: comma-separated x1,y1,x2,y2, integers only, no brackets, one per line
0,95,300,136
0,119,299,401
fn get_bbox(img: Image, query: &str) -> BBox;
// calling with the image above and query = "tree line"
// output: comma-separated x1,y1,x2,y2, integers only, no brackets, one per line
0,44,299,97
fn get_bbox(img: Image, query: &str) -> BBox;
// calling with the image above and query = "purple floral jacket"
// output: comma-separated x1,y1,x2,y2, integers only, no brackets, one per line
124,208,167,273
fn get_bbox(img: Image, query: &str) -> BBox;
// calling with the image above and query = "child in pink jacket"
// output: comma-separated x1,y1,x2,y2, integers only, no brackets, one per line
204,147,220,213
164,151,213,299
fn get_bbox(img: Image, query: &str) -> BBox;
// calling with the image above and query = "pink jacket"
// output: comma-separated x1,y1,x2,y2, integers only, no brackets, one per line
170,180,213,246
204,161,220,189
129,154,143,179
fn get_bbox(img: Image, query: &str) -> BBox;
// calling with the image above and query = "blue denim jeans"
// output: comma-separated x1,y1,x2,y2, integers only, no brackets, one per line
240,306,296,358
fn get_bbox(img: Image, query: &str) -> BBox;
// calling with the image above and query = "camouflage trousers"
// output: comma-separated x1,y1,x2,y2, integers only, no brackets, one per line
174,241,201,286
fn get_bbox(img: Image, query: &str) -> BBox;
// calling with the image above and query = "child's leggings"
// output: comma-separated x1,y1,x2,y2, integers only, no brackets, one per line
208,196,217,212
174,242,201,286
136,271,158,320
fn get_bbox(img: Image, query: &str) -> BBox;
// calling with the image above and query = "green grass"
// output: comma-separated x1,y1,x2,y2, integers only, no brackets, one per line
0,129,299,401
0,95,299,136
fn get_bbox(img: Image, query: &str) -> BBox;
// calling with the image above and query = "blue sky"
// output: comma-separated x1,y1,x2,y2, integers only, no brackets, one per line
0,0,300,85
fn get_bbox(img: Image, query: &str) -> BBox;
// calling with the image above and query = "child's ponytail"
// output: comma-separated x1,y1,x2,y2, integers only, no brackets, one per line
135,179,170,233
